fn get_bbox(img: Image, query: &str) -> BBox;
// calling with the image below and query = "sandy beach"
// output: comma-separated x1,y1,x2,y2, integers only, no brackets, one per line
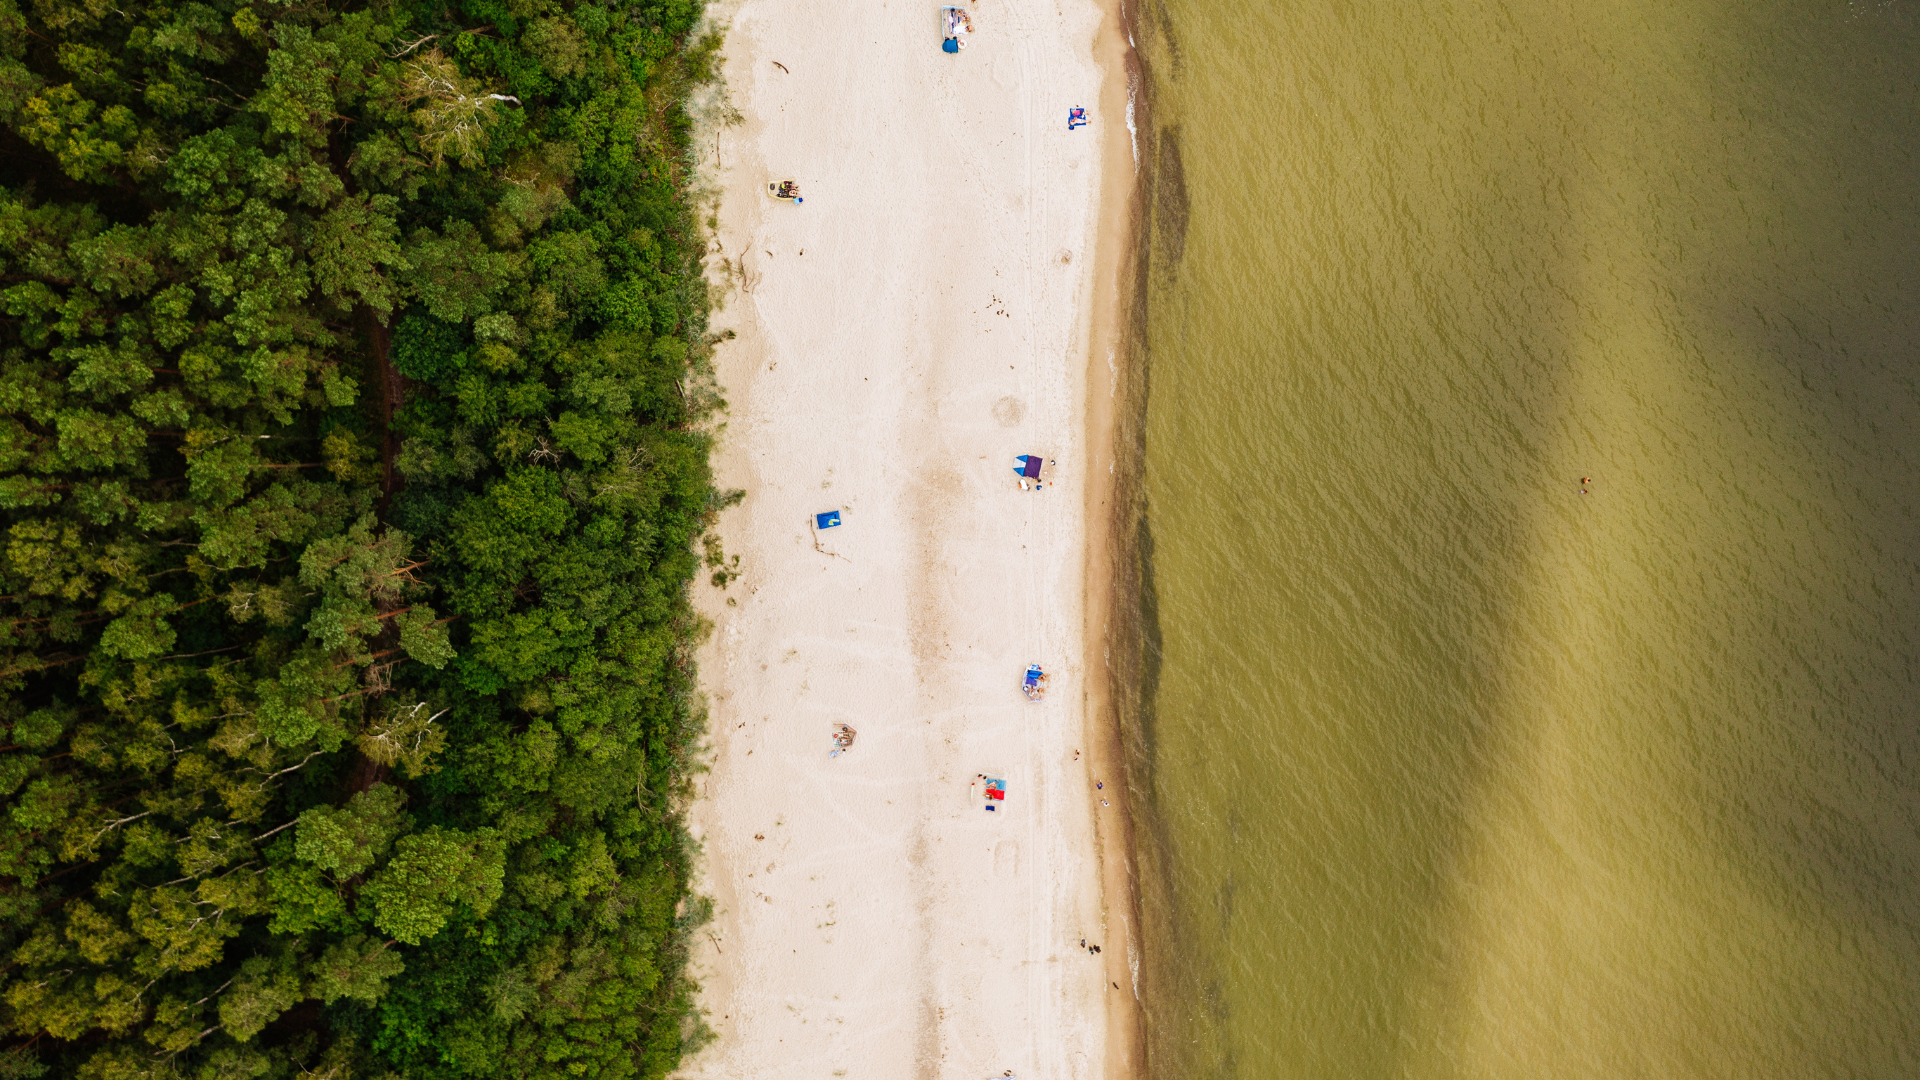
681,0,1139,1076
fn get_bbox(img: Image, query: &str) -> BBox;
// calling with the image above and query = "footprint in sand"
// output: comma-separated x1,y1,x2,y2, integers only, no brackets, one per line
994,840,1020,877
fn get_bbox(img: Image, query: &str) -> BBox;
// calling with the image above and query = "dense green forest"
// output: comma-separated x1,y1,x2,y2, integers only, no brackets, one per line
0,0,725,1072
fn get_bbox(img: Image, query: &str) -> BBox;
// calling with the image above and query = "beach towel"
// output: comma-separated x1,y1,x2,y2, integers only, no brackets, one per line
816,510,842,529
1016,455,1042,479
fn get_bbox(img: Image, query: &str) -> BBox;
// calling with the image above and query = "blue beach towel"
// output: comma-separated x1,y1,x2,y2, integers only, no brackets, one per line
815,510,842,529
942,37,959,53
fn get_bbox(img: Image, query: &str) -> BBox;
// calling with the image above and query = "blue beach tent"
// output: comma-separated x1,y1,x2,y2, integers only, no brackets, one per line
816,510,842,529
942,37,958,53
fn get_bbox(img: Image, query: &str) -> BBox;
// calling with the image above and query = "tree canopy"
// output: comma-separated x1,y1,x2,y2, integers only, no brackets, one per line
0,0,722,1073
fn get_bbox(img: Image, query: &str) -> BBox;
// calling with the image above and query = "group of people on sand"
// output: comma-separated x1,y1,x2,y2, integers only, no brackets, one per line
827,722,857,757
1023,665,1049,702
1016,456,1057,492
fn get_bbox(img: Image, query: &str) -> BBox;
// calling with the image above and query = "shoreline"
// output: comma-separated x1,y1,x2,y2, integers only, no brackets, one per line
1079,0,1149,1075
682,0,1146,1074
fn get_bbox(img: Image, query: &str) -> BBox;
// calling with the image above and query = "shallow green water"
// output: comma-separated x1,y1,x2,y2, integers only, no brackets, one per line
1128,1,1920,1077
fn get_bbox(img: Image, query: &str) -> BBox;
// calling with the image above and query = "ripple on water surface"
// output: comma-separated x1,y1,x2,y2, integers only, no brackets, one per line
1130,0,1920,1077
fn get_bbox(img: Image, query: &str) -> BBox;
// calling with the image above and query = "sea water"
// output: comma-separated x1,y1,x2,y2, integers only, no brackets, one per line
1125,0,1920,1076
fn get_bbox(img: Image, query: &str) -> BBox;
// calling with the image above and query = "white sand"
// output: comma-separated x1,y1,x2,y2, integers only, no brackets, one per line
681,0,1138,1077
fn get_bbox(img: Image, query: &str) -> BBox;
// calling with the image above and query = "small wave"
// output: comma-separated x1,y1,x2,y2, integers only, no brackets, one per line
1125,77,1139,169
